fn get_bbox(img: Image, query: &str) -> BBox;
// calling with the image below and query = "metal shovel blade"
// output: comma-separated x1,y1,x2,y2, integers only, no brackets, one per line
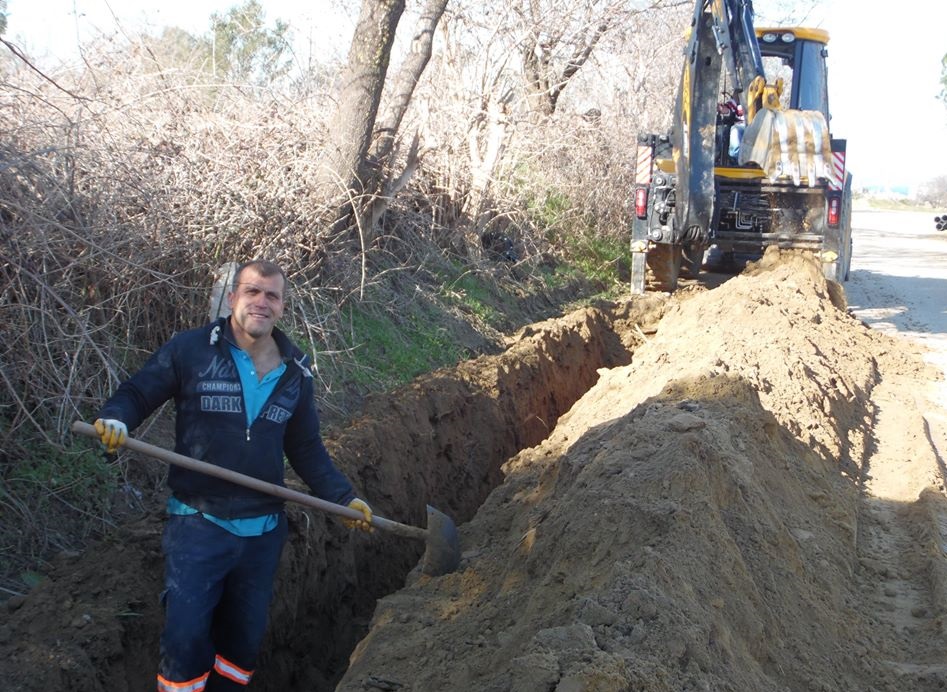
421,504,461,576
738,108,778,173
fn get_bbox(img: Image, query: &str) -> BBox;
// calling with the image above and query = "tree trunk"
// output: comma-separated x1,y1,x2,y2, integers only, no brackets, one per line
366,0,449,232
522,42,556,116
463,92,512,259
316,0,405,205
372,0,448,164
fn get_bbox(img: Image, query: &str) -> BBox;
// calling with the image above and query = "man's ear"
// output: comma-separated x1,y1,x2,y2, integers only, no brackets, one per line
227,290,235,309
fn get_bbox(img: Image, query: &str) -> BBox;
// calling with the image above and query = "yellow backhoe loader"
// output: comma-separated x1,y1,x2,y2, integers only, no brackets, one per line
631,0,852,292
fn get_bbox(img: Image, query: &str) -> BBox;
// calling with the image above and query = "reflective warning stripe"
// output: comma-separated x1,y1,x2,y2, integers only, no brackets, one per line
157,672,209,692
214,655,254,685
829,150,845,191
635,145,653,185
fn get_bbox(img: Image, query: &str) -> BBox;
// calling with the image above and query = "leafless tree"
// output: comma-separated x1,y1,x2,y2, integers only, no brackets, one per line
316,0,406,206
366,0,450,230
316,0,451,254
753,0,825,25
403,0,687,257
515,0,684,117
519,0,616,116
918,175,947,207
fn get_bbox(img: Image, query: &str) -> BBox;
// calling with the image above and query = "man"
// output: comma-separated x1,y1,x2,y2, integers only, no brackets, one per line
94,259,372,692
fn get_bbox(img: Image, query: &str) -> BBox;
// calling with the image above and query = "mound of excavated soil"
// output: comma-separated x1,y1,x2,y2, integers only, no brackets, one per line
338,248,947,692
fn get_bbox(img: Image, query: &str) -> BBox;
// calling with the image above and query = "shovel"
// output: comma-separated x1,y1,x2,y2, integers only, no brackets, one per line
72,421,461,576
739,107,832,186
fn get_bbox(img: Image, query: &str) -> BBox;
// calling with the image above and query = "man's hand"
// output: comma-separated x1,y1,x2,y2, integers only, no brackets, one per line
343,498,374,533
93,418,127,453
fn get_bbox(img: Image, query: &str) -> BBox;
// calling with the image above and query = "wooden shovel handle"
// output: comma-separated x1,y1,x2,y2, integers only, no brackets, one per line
71,420,425,541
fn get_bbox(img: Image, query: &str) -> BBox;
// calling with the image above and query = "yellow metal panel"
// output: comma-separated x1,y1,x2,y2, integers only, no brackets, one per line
714,167,765,179
755,27,830,44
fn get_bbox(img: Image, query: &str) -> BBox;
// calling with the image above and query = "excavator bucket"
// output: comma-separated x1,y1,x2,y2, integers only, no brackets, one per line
739,108,833,186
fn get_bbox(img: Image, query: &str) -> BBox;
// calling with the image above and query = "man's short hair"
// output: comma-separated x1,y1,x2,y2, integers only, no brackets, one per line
232,260,289,295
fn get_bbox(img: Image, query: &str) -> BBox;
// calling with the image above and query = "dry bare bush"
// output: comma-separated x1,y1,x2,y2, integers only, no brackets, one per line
390,0,686,261
0,40,386,429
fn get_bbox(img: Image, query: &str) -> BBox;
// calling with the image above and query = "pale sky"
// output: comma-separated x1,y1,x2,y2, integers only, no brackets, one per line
808,0,947,190
3,0,946,190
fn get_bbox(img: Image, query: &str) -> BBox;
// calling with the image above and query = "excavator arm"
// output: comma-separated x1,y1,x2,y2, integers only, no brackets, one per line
707,0,765,107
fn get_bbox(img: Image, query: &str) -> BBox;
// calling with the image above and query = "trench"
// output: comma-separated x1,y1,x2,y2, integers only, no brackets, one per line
252,296,668,691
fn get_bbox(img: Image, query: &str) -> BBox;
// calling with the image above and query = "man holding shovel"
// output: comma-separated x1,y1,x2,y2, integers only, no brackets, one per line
93,259,373,692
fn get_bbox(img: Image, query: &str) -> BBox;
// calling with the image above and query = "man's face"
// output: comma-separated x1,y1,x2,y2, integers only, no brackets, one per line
227,268,285,340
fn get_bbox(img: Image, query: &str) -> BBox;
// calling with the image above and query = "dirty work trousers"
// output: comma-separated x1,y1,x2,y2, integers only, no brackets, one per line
158,512,288,691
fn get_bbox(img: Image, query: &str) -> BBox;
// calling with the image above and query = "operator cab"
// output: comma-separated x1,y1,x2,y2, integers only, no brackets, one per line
755,28,831,123
716,27,832,168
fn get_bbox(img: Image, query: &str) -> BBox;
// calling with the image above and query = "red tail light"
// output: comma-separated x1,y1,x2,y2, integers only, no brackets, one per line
827,197,840,227
635,187,648,219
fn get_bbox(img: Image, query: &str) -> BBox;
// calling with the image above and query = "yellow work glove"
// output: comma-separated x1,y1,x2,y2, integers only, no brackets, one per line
343,498,374,533
93,418,127,453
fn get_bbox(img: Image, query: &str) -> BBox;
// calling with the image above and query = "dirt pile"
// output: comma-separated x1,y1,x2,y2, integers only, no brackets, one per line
338,249,945,691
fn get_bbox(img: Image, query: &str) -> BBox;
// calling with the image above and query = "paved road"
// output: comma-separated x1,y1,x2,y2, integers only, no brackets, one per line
844,208,947,462
844,209,947,401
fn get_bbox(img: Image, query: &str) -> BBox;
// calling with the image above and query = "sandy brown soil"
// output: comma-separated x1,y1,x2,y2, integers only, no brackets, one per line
3,244,946,692
337,248,947,692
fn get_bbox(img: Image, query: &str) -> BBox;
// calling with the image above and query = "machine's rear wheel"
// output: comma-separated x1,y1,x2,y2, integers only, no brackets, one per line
681,243,704,278
647,244,682,292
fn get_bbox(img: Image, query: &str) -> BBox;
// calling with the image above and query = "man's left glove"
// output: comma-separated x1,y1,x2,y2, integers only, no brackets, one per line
93,418,127,453
343,498,374,533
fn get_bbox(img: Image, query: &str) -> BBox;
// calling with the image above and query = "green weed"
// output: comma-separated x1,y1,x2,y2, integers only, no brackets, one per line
441,272,501,327
527,190,573,233
5,437,118,517
340,303,466,389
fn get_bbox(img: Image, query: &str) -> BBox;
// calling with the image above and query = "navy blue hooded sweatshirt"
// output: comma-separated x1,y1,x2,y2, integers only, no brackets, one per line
98,317,355,518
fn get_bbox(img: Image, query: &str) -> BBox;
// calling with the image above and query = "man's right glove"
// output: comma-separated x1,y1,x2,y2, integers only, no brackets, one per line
94,418,127,453
343,498,374,533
